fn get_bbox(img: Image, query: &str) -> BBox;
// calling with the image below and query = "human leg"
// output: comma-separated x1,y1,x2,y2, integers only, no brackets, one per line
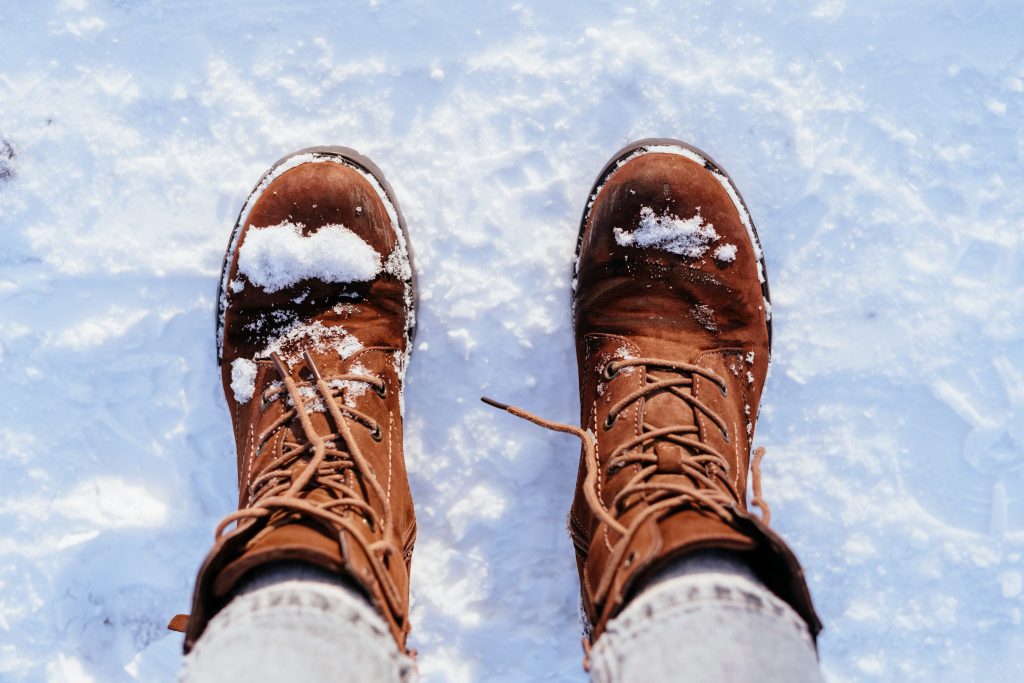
589,551,822,682
179,562,414,682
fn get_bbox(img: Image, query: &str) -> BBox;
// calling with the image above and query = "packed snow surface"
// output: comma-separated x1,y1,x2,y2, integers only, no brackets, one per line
237,221,382,293
614,206,720,257
1,1,1023,682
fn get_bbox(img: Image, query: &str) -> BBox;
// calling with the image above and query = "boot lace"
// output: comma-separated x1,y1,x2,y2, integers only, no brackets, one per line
483,356,771,555
215,350,403,613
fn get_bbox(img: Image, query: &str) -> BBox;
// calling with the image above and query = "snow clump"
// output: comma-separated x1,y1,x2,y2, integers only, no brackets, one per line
230,358,258,403
238,221,382,293
713,243,737,262
261,320,364,367
614,206,720,257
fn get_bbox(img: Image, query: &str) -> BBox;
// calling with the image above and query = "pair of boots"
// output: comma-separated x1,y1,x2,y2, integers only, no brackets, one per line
172,139,821,663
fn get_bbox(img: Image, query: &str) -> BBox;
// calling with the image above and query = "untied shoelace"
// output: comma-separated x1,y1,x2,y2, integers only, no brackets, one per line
482,356,772,608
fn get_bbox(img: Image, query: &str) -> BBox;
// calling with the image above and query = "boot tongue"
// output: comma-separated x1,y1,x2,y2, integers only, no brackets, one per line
628,337,705,477
644,368,699,476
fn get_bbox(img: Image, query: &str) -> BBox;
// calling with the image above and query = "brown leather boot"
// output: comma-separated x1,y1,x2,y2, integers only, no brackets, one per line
175,146,418,654
572,138,821,644
486,139,821,654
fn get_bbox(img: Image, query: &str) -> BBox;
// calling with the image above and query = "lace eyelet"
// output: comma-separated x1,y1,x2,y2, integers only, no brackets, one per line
624,551,637,568
374,381,387,398
369,425,383,441
720,383,728,397
603,414,617,430
603,362,620,380
721,428,730,443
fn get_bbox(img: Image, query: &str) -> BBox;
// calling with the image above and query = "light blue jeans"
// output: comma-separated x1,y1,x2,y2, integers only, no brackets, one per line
589,552,822,683
179,554,822,683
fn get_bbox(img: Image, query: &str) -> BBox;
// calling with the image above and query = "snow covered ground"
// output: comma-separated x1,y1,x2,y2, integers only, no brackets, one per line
2,0,1023,680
